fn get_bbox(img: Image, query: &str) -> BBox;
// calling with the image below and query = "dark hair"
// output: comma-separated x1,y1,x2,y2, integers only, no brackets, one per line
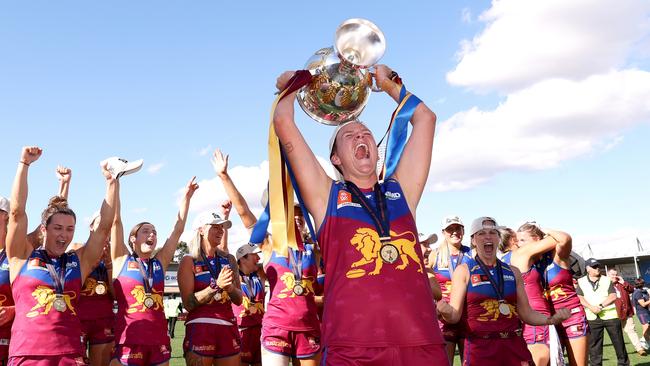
635,278,645,289
41,196,76,226
517,222,545,240
498,227,516,253
129,221,154,249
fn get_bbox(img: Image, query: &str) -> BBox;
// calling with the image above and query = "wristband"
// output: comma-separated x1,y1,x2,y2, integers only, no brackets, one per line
20,161,30,166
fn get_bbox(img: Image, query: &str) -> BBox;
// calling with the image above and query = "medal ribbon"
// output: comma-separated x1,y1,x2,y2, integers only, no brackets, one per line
132,254,154,294
474,256,506,302
200,250,222,286
377,85,423,181
97,260,108,282
0,249,6,267
240,271,260,299
345,181,391,241
448,245,466,275
42,250,68,295
288,247,304,283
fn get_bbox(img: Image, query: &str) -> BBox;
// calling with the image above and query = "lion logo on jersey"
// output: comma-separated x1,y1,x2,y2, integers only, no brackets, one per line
127,285,163,313
545,285,567,301
477,299,517,321
345,228,422,278
80,277,99,296
26,286,77,317
277,272,315,299
239,296,265,318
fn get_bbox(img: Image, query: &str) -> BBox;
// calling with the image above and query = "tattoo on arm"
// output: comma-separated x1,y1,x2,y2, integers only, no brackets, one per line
283,142,294,154
188,293,200,311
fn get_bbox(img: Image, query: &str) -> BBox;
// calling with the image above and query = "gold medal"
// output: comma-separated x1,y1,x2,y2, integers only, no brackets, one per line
499,301,511,316
53,294,67,312
143,294,155,309
293,284,305,296
94,281,107,296
379,243,399,264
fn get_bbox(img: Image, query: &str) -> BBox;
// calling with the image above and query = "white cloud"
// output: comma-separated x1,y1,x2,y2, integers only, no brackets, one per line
460,7,472,24
430,69,650,191
147,162,165,174
447,0,650,92
198,145,212,156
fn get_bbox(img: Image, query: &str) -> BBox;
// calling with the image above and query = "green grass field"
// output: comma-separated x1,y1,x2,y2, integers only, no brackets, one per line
166,319,650,366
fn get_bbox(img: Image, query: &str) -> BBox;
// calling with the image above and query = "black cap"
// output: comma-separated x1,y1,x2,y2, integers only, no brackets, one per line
585,258,601,268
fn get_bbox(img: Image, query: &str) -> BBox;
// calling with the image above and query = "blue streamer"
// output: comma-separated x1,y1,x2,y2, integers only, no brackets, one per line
383,89,422,179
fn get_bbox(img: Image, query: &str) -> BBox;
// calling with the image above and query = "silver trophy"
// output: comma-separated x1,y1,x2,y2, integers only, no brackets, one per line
297,18,386,125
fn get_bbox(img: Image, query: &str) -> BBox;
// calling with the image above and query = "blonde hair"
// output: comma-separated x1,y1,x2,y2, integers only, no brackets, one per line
189,229,203,260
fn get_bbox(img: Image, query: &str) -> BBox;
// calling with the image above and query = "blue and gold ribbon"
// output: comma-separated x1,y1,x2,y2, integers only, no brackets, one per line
378,85,422,181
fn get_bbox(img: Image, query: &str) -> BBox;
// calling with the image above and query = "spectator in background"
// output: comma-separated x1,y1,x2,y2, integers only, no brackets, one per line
164,294,183,338
633,278,650,348
577,258,629,366
608,268,646,356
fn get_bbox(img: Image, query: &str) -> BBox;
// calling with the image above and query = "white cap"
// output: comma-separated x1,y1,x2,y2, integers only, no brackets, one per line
192,212,232,231
236,243,262,260
441,215,464,230
419,232,438,245
0,196,9,213
102,157,144,179
469,216,499,237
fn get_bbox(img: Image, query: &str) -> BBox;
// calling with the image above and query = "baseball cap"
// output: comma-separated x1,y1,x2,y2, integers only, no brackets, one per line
0,196,9,213
236,243,262,260
192,212,232,231
441,215,463,230
469,216,499,237
102,157,144,179
419,232,438,245
585,258,601,268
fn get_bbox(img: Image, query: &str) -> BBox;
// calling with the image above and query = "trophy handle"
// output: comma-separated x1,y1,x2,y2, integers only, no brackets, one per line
368,67,383,92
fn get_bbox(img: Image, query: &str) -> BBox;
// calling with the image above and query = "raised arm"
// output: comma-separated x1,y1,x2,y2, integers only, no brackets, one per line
78,162,117,281
380,66,437,214
218,200,231,254
212,149,258,230
7,147,42,275
110,178,129,264
157,177,198,270
510,234,560,271
56,166,72,200
273,71,332,229
547,229,572,262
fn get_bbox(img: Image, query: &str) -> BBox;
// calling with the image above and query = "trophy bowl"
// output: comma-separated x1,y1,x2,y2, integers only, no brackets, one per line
297,18,386,126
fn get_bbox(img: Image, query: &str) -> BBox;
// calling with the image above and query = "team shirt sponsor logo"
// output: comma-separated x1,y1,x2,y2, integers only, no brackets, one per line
127,260,160,271
336,190,360,209
384,191,401,200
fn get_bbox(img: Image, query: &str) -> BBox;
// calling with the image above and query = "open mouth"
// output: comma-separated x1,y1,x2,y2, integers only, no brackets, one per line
354,143,370,159
483,242,494,252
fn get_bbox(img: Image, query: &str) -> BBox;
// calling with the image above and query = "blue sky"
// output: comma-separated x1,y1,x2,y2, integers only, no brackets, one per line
1,0,649,257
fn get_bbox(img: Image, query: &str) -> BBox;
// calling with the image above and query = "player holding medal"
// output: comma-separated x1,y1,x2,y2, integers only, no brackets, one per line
436,217,571,366
178,210,242,366
110,169,198,366
6,147,117,365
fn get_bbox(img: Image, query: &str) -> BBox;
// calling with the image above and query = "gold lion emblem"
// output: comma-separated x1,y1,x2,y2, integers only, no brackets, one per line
277,272,315,299
239,296,265,317
127,285,163,313
26,285,77,317
545,285,567,301
81,277,98,296
476,299,517,321
346,228,422,278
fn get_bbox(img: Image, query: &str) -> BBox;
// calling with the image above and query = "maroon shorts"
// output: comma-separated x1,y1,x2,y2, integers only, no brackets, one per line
557,306,588,339
438,318,465,343
81,316,115,345
463,337,533,366
111,344,171,366
322,343,448,366
8,354,86,366
261,324,320,358
239,325,262,364
523,323,549,345
183,322,241,358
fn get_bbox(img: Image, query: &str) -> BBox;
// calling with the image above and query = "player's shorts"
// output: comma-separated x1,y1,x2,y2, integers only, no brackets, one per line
322,343,448,366
261,324,320,359
183,322,241,359
111,343,171,366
